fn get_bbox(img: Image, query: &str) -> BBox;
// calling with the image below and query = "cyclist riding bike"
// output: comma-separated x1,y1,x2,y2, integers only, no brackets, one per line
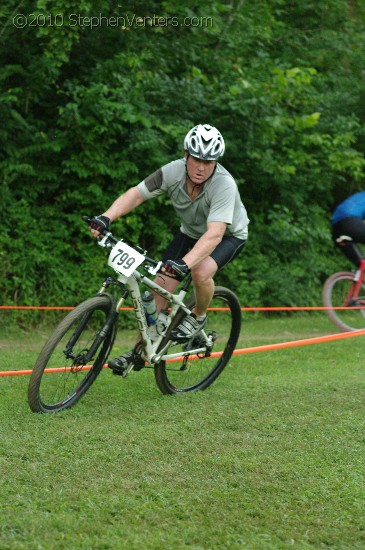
89,123,249,374
332,190,365,267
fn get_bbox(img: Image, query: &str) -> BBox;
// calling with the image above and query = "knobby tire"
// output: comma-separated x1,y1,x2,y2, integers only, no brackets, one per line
154,286,241,394
28,294,117,413
323,271,365,332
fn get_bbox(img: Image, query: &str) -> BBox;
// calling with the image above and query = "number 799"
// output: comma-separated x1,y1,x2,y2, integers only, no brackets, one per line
112,248,136,270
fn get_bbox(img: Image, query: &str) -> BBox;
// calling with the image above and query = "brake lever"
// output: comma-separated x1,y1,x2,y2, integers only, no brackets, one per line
144,261,163,276
97,232,114,249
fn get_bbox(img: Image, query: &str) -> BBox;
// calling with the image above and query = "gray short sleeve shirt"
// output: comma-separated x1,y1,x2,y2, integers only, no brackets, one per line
137,158,249,240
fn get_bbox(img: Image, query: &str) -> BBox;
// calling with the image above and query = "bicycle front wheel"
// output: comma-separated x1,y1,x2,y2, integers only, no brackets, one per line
323,271,365,332
28,294,117,413
154,286,241,394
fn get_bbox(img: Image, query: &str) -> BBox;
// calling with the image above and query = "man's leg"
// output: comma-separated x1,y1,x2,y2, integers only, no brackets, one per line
170,236,246,342
333,218,365,268
170,257,217,343
153,256,217,318
151,231,196,311
153,273,180,312
191,256,218,317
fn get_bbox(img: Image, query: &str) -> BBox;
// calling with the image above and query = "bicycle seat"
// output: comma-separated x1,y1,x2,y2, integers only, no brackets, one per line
335,235,353,244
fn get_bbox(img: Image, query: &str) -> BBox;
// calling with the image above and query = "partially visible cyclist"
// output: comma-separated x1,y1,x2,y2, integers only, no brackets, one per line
332,190,365,267
89,124,249,373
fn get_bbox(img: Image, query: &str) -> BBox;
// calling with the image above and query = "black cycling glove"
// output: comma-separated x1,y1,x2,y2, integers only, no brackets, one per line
89,215,111,233
163,258,190,281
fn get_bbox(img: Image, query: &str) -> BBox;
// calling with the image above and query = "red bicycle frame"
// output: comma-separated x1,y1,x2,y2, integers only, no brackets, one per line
347,258,365,306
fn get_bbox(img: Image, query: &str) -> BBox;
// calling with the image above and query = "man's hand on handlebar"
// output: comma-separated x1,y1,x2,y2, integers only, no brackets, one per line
88,215,111,237
161,258,190,281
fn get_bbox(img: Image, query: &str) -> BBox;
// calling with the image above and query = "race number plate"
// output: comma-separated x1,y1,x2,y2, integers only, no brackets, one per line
108,241,145,277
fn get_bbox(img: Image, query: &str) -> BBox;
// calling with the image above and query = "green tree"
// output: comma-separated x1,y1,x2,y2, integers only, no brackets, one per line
0,0,364,311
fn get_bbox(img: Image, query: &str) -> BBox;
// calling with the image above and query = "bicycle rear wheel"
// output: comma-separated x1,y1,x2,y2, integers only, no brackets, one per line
154,286,241,394
323,271,365,332
28,294,117,413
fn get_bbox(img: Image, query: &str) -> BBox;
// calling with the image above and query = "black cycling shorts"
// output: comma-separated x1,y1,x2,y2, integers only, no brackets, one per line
332,216,365,243
162,230,246,271
332,216,365,266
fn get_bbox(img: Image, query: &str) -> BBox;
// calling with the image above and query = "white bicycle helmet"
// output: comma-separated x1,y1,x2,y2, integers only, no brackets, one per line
184,124,225,160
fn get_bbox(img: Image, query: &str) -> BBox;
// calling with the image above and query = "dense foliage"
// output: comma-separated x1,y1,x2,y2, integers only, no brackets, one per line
1,0,365,309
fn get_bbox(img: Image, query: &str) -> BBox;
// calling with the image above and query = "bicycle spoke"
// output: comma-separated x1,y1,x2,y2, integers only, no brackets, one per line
323,272,365,331
28,296,115,412
154,287,241,394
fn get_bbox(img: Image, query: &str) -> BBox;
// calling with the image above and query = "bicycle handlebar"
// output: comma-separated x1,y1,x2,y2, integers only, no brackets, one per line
82,215,159,268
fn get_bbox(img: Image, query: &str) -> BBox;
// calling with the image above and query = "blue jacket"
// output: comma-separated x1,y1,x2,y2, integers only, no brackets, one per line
332,191,365,224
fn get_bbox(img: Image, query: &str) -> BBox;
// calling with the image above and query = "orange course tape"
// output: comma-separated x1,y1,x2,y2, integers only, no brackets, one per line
1,328,365,377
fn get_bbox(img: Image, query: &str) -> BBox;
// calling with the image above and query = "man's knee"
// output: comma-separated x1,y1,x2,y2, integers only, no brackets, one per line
191,257,217,284
192,273,213,287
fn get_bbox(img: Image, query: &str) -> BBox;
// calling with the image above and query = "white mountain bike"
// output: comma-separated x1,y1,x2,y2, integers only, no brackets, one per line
28,217,242,413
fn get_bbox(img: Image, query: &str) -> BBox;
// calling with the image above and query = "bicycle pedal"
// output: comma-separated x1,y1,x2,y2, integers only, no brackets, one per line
131,343,146,371
112,368,127,377
121,363,135,378
132,358,146,371
112,358,145,378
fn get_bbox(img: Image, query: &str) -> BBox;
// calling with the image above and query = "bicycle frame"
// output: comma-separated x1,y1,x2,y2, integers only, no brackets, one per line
97,235,213,367
350,258,365,303
28,220,242,412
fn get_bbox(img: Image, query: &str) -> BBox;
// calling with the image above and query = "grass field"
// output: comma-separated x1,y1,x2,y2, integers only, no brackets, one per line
0,314,364,549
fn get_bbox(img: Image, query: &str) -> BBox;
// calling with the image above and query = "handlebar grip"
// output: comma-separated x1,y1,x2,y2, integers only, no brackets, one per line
82,215,159,263
82,215,110,237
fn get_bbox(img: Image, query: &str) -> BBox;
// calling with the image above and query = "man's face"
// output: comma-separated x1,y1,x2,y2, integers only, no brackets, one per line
186,154,217,185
